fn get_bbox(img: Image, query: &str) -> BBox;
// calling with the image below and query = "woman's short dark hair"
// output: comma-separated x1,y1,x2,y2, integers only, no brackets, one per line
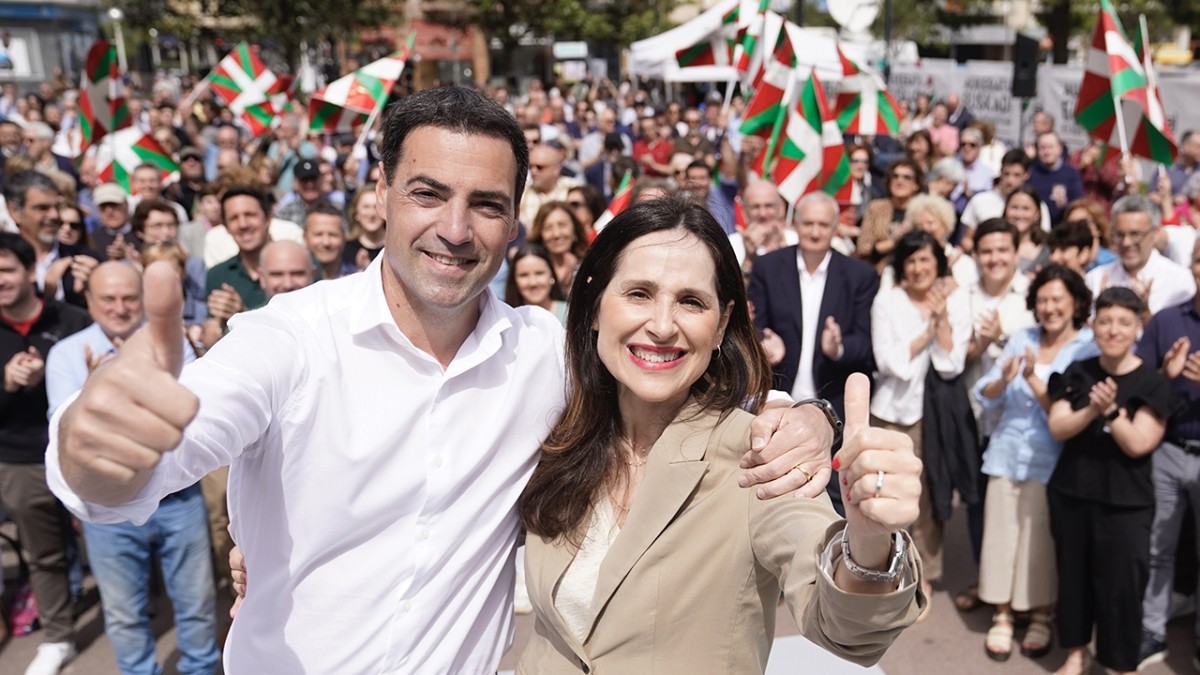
891,230,948,282
519,195,773,541
1027,264,1092,329
503,244,566,307
1095,286,1146,318
131,198,179,236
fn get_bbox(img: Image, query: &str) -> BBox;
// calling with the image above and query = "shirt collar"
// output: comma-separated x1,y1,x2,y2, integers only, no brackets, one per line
796,249,833,278
348,253,515,370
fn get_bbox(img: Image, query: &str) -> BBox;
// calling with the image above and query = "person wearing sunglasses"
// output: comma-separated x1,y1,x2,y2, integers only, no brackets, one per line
856,159,925,273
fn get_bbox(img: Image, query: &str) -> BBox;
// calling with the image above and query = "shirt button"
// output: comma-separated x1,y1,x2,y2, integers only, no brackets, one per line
402,601,412,613
433,457,444,468
419,528,431,541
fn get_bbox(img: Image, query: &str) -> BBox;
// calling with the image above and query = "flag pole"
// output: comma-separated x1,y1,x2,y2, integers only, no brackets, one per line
178,72,212,117
721,73,738,118
353,101,386,155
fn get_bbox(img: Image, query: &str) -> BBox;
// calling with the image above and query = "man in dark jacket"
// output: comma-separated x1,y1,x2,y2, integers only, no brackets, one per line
5,170,101,309
0,231,90,674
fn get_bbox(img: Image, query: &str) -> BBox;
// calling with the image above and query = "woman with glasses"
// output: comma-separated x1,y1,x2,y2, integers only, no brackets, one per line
56,203,90,248
856,159,925,273
1004,186,1049,275
566,185,605,243
1046,288,1173,675
838,144,877,246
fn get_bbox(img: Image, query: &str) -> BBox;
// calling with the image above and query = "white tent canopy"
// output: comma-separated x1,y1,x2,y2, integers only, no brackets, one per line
628,0,888,85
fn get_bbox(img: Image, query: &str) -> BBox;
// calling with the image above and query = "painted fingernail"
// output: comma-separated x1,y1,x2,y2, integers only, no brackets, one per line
831,457,841,471
842,476,848,486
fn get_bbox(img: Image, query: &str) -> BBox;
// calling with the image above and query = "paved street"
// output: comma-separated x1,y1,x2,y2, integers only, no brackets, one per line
2,506,1197,674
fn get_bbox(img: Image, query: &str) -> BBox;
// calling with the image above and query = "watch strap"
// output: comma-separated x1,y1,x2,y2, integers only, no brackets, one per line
839,530,906,585
791,397,843,440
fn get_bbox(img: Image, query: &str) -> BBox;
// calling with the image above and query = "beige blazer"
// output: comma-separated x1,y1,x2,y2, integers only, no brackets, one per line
518,406,924,674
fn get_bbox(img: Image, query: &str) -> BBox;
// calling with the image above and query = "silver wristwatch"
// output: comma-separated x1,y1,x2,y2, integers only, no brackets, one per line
840,531,907,585
791,397,843,440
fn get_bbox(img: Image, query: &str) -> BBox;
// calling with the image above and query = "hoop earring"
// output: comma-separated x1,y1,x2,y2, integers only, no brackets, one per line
713,345,722,359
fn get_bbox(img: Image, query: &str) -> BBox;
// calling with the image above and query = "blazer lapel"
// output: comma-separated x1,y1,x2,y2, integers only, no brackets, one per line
533,534,590,663
582,409,715,639
778,251,805,340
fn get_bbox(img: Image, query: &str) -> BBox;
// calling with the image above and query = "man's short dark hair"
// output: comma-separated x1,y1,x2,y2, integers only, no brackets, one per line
378,86,529,210
4,170,59,209
1048,219,1093,251
973,218,1019,250
685,159,709,175
220,185,271,221
602,132,625,153
1000,149,1030,170
304,199,346,231
133,162,161,177
0,231,36,268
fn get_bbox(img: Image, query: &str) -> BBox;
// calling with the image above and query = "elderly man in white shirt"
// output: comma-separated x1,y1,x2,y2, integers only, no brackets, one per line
1086,194,1196,316
728,179,797,271
47,87,841,675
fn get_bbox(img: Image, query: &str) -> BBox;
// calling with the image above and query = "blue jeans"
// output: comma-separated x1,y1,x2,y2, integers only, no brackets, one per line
82,484,219,675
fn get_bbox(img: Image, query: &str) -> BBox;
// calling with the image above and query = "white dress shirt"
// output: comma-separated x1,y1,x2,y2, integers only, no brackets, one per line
1085,249,1197,316
727,228,799,267
790,250,832,400
47,254,567,674
963,274,1035,436
870,285,972,426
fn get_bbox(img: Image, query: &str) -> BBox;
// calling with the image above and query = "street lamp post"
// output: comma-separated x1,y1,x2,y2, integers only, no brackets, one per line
107,7,127,73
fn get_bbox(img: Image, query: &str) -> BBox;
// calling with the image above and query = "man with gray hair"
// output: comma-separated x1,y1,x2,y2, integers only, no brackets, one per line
748,190,879,513
1086,194,1196,315
21,122,77,186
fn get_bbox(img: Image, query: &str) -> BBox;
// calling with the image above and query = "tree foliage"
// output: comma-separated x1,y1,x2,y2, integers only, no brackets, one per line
1037,0,1200,63
469,0,679,52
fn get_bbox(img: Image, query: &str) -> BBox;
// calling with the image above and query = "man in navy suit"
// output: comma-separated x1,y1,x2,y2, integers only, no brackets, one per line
748,190,879,511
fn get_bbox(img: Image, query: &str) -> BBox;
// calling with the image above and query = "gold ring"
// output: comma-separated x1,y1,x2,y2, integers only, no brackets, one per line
874,470,885,499
792,464,813,483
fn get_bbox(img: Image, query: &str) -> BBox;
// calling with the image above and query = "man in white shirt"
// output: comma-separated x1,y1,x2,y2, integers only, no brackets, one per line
727,180,798,272
48,87,839,674
1086,194,1196,316
748,192,879,512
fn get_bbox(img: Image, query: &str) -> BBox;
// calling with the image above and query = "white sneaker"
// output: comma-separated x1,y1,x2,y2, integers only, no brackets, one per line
24,641,77,675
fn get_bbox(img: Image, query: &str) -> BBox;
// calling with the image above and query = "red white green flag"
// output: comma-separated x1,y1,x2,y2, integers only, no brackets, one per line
594,171,634,232
739,22,795,141
743,10,785,92
309,32,415,133
773,72,852,206
732,0,770,75
675,7,738,71
1130,15,1177,164
209,42,291,137
93,126,180,191
1073,0,1174,164
75,40,130,156
833,45,903,136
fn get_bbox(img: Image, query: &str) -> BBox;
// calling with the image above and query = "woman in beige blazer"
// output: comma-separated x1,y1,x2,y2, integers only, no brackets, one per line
518,197,927,674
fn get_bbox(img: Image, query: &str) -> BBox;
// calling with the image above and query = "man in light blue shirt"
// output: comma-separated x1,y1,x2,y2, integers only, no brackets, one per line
44,261,215,675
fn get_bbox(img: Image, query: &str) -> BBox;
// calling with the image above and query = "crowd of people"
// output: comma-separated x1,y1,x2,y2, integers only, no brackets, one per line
0,67,1196,675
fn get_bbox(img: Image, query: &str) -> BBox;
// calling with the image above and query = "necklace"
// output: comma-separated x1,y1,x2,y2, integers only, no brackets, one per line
624,438,650,467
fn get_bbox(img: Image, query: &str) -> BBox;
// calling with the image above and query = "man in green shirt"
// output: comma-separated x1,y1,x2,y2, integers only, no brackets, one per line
203,187,270,348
